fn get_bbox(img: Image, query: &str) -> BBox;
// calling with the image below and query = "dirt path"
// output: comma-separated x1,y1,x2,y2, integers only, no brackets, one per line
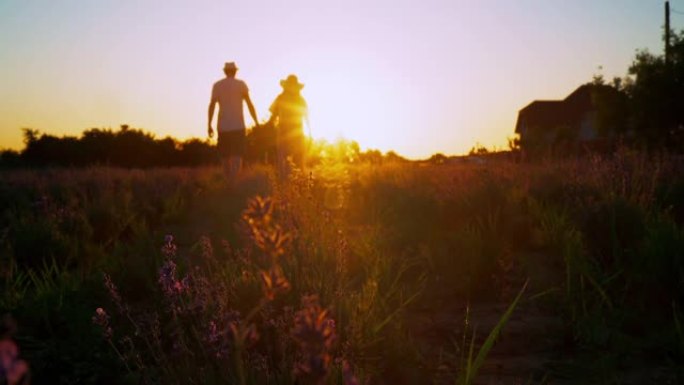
406,298,566,385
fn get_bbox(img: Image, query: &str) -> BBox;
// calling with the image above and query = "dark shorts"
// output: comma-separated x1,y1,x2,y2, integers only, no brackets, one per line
217,130,246,157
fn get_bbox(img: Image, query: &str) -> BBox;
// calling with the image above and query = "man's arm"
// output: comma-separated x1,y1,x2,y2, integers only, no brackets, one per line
208,87,217,138
244,92,259,126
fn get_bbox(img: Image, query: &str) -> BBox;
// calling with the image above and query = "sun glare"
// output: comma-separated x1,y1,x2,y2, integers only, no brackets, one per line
299,68,395,150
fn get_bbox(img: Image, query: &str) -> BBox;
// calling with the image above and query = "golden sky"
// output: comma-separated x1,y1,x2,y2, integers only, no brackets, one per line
0,1,672,158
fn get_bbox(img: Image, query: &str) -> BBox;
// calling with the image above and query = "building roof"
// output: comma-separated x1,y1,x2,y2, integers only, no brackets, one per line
515,84,616,134
515,100,568,133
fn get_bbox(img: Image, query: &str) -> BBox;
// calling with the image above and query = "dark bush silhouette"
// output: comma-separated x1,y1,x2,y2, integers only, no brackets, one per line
2,125,411,168
9,126,220,168
626,30,684,149
0,149,21,169
246,121,277,165
592,29,684,150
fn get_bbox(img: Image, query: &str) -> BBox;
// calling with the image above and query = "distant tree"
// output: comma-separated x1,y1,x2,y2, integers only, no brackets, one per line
428,153,447,164
507,136,521,152
246,122,276,165
81,128,116,165
121,128,158,166
592,82,630,137
0,149,21,168
591,68,605,85
468,143,489,156
178,139,217,166
384,150,407,163
15,126,219,168
22,128,40,145
10,125,416,168
357,149,384,164
624,30,684,148
21,131,77,166
154,137,179,166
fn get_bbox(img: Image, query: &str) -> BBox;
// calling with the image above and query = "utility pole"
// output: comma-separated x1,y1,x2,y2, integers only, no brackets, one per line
665,1,671,65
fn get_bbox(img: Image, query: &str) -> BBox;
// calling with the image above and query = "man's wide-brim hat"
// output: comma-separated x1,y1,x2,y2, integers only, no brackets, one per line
280,74,304,90
224,62,238,71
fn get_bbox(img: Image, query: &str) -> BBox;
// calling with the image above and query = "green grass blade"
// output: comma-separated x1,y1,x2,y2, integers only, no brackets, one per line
457,279,528,385
583,272,613,310
372,289,422,334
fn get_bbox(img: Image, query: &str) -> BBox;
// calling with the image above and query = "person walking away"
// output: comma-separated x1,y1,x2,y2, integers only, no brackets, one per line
208,62,259,181
267,74,308,177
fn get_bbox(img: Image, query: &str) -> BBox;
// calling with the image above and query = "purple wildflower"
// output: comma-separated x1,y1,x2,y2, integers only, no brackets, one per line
158,259,179,297
103,274,124,313
292,295,337,385
199,236,214,261
342,361,360,385
162,234,177,258
0,338,29,385
92,307,113,340
260,267,290,301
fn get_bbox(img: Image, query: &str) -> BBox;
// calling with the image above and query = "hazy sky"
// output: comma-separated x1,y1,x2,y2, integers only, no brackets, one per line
0,1,678,158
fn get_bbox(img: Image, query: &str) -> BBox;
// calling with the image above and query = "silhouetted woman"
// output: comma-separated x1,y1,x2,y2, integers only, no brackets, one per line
267,74,308,176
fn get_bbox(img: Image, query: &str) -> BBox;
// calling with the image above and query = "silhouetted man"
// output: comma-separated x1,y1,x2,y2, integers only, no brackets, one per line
208,62,259,180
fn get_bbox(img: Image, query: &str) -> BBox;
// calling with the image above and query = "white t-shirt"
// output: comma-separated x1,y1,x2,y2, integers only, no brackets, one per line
211,77,249,132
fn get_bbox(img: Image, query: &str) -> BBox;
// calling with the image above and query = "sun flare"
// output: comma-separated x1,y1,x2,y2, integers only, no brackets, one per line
296,67,397,150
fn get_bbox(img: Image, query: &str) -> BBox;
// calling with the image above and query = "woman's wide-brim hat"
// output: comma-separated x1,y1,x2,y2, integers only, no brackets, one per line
280,74,304,90
224,62,238,71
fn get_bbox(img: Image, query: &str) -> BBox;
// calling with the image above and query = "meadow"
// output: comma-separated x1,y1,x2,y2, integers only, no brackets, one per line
1,149,684,384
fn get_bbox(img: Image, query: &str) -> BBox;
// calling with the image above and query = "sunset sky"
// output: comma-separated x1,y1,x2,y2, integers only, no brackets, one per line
0,1,678,158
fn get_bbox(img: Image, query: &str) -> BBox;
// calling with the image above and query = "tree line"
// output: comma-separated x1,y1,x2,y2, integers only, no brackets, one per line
576,29,683,150
0,124,406,169
0,125,217,168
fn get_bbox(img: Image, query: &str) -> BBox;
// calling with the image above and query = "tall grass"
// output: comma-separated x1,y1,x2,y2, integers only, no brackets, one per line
1,150,683,383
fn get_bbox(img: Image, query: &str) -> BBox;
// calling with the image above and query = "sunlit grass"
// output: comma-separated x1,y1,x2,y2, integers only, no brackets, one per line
1,149,683,383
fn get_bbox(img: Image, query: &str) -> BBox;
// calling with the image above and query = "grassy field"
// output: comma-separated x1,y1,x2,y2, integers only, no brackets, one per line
1,150,684,384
